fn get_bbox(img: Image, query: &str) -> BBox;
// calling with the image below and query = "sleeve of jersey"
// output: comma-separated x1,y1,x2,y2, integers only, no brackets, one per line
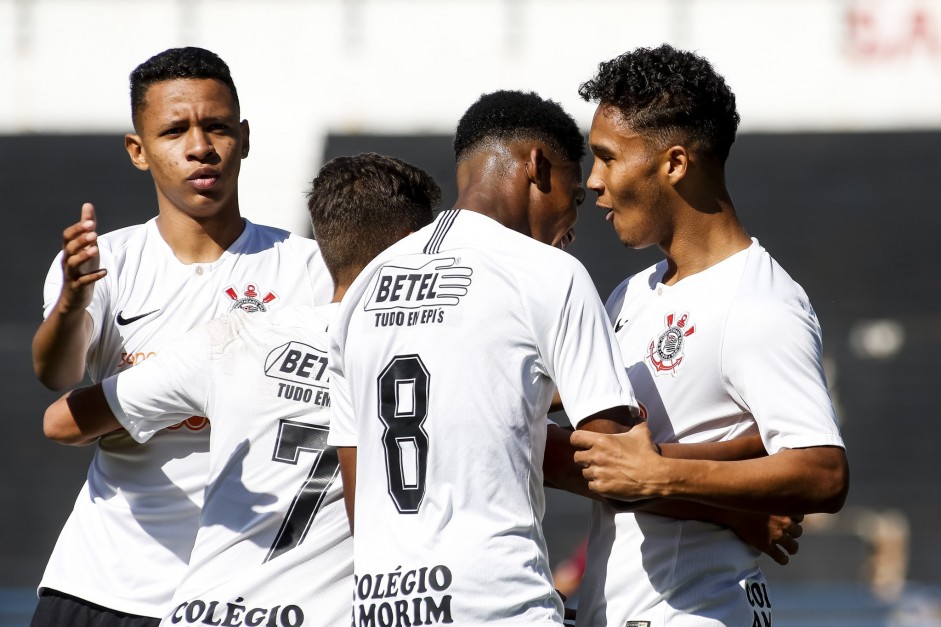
326,312,357,447
101,326,213,443
722,298,845,454
42,248,111,347
536,261,637,428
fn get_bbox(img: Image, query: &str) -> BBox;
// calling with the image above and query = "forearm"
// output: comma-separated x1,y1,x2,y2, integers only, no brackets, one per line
660,434,765,461
646,447,849,514
32,308,93,390
544,424,599,500
43,384,120,445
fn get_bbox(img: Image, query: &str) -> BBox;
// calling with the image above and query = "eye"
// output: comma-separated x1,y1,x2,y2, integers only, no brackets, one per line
160,127,184,137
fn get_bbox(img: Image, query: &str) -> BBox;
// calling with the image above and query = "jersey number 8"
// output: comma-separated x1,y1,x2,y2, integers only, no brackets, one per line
378,355,430,514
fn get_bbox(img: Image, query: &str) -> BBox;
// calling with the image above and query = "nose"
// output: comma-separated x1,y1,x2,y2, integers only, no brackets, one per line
586,159,605,194
185,127,216,161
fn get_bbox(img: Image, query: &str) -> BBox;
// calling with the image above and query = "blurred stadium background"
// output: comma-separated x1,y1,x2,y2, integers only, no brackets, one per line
1,0,940,625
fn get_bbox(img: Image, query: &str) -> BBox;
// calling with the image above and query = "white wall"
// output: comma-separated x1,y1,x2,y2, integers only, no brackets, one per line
2,0,938,232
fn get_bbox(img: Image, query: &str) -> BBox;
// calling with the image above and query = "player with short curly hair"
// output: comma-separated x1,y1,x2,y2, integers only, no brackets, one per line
327,90,638,625
453,89,586,164
578,44,739,162
569,44,850,626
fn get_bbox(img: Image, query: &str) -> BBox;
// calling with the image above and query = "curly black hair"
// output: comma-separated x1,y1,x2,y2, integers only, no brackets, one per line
453,90,585,163
130,47,239,128
579,44,740,162
307,152,440,282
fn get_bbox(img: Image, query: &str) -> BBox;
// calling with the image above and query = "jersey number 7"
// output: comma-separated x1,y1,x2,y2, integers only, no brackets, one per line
266,420,340,562
378,355,430,514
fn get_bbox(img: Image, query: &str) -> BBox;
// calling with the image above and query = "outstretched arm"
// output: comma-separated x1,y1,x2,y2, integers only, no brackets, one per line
33,203,108,390
44,383,121,446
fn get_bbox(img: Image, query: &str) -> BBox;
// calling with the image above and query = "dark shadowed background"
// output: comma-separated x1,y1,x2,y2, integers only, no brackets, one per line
1,131,938,623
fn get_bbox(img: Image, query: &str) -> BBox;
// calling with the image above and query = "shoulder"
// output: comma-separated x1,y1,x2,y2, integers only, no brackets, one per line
606,260,663,308
732,241,815,318
725,242,821,348
96,221,151,254
241,220,321,254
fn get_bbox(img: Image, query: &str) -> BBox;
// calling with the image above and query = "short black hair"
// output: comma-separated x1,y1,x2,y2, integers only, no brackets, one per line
307,153,441,284
453,90,585,164
579,44,740,162
130,47,239,128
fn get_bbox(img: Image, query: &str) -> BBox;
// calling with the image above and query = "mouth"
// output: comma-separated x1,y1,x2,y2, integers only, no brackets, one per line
188,169,221,190
555,228,576,250
597,204,614,222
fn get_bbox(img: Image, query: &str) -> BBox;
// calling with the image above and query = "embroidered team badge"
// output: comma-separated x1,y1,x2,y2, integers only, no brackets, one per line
224,283,278,313
647,312,695,376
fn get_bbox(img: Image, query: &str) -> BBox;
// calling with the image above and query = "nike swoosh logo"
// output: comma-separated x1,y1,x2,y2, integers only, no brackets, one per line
615,318,627,333
116,309,160,326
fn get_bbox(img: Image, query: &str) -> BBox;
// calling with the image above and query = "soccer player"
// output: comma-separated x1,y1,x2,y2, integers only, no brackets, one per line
41,152,440,626
327,90,639,626
30,48,332,627
570,45,850,626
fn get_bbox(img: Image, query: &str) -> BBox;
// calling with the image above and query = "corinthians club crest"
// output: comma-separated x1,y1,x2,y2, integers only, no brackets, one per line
647,312,695,376
224,283,278,313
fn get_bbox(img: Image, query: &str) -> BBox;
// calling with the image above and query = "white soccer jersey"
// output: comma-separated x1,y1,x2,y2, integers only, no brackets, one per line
101,305,351,627
38,218,332,617
328,209,636,626
576,239,845,627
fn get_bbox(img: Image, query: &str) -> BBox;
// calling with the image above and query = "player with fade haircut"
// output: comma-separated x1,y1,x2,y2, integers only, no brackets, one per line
41,152,442,626
327,90,639,626
569,44,850,626
30,47,333,627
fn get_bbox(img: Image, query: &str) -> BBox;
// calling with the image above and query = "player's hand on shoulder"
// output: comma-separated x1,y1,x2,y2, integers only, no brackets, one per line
571,422,665,501
58,202,107,312
728,511,803,565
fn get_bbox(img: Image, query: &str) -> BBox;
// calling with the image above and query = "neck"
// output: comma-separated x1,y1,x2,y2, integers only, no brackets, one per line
659,181,751,285
155,205,245,264
453,149,530,235
331,264,366,303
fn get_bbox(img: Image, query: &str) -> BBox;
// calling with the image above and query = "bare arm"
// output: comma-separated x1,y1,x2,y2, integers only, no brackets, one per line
544,419,764,495
337,447,357,534
572,424,849,514
546,423,803,564
44,384,121,446
32,203,108,390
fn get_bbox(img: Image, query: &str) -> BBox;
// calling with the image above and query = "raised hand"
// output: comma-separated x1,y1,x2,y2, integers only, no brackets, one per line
57,202,107,313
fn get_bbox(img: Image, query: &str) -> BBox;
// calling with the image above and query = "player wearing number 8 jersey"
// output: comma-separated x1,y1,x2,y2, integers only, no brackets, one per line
42,153,442,626
328,91,638,626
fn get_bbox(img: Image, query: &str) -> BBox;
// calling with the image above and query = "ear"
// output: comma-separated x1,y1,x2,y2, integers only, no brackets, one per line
125,133,149,172
524,147,551,192
240,119,250,158
663,145,689,184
